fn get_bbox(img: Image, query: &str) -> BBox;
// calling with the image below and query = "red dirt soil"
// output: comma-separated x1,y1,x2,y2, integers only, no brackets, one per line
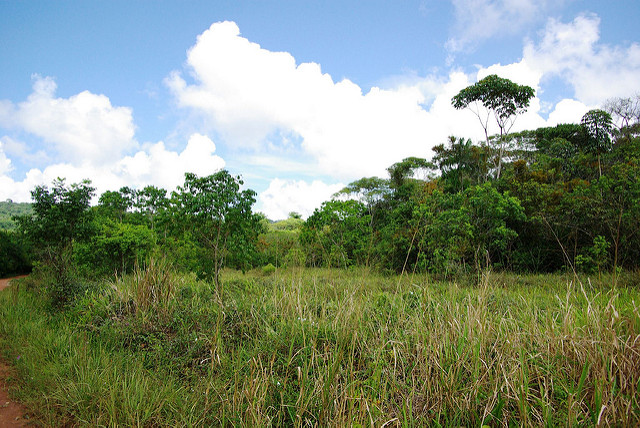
0,276,30,427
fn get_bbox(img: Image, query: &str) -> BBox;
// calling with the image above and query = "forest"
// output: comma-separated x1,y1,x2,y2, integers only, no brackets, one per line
0,77,638,426
3,77,639,282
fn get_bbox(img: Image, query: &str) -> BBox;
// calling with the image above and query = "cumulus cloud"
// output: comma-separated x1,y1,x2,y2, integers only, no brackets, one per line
0,133,225,202
446,0,562,52
116,133,225,190
167,22,484,181
0,76,227,202
523,14,640,105
4,14,636,221
473,13,640,122
258,178,345,220
0,76,136,165
0,135,51,169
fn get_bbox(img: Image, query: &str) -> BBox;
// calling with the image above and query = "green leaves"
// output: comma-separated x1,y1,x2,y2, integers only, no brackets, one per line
451,74,535,122
174,170,259,286
17,178,95,251
581,109,614,155
301,199,371,268
452,75,535,179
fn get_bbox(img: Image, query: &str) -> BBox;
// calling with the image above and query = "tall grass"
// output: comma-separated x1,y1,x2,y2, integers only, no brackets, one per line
0,268,638,426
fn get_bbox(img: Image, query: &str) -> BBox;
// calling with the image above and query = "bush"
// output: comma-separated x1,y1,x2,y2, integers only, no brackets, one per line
261,263,276,275
284,247,306,267
0,230,31,277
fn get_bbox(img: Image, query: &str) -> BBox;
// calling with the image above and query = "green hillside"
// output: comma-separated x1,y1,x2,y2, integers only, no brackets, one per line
0,200,32,230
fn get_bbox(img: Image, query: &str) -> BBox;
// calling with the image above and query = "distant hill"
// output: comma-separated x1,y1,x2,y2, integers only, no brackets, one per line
0,201,32,230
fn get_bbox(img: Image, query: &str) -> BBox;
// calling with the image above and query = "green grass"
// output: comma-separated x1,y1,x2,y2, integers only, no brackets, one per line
1,268,639,426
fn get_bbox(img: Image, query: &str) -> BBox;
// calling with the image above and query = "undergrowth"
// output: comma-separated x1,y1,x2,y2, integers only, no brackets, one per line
0,267,639,426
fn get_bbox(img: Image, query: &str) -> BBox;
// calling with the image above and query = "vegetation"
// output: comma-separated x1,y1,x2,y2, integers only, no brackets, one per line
0,200,32,230
0,81,639,425
0,201,32,277
1,269,638,426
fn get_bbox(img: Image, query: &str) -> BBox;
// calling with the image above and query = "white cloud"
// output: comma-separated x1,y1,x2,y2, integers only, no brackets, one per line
523,14,640,105
116,133,225,190
546,99,589,126
471,13,640,129
0,75,136,165
446,0,562,52
0,77,226,203
0,135,50,166
258,178,345,220
5,14,635,220
0,140,13,175
0,133,225,202
167,22,486,182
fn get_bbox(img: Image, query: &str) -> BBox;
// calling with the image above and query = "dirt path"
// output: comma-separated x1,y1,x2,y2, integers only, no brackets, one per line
0,276,30,427
0,276,26,292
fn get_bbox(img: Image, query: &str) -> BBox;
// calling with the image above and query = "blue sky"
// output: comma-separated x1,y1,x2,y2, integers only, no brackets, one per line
1,0,639,219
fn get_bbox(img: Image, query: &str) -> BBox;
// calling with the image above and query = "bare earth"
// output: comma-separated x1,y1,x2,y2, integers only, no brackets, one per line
0,276,29,427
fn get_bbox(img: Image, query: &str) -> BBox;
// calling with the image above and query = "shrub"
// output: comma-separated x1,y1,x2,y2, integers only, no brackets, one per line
261,263,276,275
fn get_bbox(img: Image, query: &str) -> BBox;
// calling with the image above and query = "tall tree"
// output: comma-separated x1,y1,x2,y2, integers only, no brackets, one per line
15,178,95,305
581,109,613,177
603,94,640,131
175,171,259,290
433,136,488,192
452,74,535,179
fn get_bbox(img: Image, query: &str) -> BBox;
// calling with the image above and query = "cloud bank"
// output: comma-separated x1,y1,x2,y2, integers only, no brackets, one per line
0,78,225,202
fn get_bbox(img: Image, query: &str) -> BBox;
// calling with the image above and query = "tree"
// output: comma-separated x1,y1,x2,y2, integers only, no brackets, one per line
16,178,95,253
15,178,95,305
452,74,535,179
133,185,169,231
603,94,640,131
0,230,31,277
98,188,133,222
386,157,435,189
300,199,370,268
175,171,259,290
581,109,613,177
334,177,391,266
433,136,489,192
334,177,391,207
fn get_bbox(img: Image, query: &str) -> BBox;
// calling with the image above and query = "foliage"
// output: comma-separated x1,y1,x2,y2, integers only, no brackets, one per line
76,219,155,277
301,199,371,268
433,136,488,192
334,176,391,205
174,171,260,288
0,230,31,277
14,178,95,306
386,156,435,189
15,178,95,251
1,269,639,426
451,74,536,139
452,74,535,178
581,109,614,176
261,263,276,275
0,200,32,230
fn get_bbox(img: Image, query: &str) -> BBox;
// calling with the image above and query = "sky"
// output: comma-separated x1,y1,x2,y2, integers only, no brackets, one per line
1,0,639,219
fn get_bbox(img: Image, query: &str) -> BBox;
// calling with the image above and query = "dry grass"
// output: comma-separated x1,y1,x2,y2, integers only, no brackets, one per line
0,268,638,426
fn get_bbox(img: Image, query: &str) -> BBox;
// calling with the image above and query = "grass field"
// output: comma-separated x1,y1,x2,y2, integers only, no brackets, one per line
0,266,639,426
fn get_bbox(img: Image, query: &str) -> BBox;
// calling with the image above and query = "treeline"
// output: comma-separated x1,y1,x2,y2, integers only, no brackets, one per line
3,87,639,291
292,83,640,277
301,115,639,276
